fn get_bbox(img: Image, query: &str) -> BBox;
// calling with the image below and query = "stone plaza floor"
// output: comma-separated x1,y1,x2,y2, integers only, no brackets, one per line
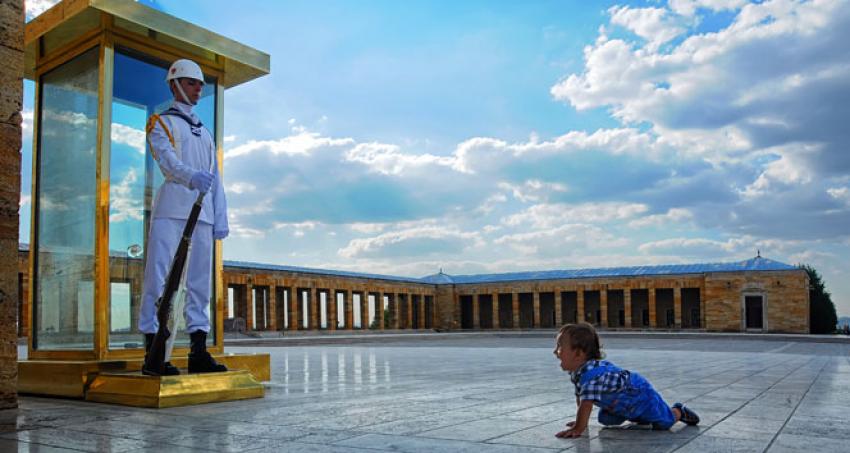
2,334,849,452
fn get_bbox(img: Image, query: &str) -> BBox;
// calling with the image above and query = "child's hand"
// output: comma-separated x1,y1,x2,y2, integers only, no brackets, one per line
555,423,586,438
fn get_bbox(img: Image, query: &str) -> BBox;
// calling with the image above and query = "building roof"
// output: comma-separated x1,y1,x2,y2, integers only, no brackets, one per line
17,244,799,286
420,256,799,285
224,260,427,284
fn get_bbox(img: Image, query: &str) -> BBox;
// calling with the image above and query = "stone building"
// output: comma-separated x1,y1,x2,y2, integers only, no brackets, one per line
17,247,810,336
1,0,24,409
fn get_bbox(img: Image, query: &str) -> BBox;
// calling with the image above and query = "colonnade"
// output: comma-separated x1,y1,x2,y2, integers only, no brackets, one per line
225,277,436,333
455,284,704,330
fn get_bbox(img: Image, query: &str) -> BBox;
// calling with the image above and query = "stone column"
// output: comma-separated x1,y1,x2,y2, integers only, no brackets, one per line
577,289,585,323
554,291,563,326
328,290,337,331
648,287,657,328
600,288,608,327
418,294,426,329
376,291,384,330
491,293,500,329
268,285,277,331
472,294,480,329
392,293,401,329
624,289,632,328
511,292,519,328
532,292,541,328
344,290,353,330
673,286,682,329
0,0,23,409
452,291,460,330
289,286,299,331
246,282,255,331
362,292,370,329
407,294,414,329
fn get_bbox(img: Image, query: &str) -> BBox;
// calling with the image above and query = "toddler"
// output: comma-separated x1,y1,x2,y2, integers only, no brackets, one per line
554,323,699,438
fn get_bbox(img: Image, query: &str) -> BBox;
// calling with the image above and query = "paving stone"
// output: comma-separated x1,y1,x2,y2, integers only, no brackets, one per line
780,414,850,441
766,433,850,452
9,336,850,452
673,434,770,452
0,427,156,452
336,432,561,452
703,415,785,441
416,416,543,442
733,402,795,421
0,437,77,452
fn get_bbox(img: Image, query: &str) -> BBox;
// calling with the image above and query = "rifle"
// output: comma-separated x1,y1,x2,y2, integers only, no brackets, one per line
143,191,206,375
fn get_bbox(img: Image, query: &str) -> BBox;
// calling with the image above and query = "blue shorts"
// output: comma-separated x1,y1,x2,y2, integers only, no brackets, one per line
597,386,676,430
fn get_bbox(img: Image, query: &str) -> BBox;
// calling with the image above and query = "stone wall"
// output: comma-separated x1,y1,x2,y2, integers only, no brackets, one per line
0,0,23,409
705,270,809,333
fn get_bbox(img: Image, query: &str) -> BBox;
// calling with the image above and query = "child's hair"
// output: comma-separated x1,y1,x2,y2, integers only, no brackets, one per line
557,322,604,360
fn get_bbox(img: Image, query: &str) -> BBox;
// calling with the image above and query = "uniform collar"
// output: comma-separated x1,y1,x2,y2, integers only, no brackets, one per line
171,100,198,121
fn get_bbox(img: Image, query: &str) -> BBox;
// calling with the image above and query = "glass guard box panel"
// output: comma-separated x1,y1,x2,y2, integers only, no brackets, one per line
34,47,100,350
108,48,217,350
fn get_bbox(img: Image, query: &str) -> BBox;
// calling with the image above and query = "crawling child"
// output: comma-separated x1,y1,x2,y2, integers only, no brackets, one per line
554,323,700,438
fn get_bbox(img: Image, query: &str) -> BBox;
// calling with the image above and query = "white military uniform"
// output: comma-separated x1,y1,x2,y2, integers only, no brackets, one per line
138,100,228,334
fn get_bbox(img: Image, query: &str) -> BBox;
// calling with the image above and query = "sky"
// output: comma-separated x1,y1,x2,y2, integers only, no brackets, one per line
22,0,850,317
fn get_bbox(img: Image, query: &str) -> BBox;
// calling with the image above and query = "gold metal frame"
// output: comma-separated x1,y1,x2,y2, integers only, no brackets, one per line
25,1,268,361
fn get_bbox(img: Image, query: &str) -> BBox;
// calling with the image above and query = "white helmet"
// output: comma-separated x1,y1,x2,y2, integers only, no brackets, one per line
165,59,204,83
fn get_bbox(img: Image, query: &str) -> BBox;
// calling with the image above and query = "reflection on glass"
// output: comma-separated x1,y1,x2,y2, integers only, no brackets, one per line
34,47,99,350
110,282,131,336
107,49,217,349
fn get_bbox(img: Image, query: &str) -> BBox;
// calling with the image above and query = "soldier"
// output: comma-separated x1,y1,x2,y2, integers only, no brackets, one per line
139,59,229,375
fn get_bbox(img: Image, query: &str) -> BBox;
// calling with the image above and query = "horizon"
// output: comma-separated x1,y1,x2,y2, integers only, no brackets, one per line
21,0,850,317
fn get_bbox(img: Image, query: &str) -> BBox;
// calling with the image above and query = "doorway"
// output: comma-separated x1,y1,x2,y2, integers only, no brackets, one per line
745,295,764,330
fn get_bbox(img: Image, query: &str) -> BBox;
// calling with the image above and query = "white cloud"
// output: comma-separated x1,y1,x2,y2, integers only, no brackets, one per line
475,193,508,215
111,123,146,155
21,110,33,132
25,0,59,20
108,169,143,223
669,0,747,17
628,208,694,228
494,224,629,256
273,221,319,238
227,182,257,194
609,6,687,50
638,237,740,255
499,180,568,203
502,202,648,229
827,187,850,206
224,130,353,159
338,225,484,259
345,142,455,175
740,143,818,199
349,223,387,234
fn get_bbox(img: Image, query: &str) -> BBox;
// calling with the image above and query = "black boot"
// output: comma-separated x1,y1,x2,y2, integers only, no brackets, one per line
142,333,180,376
188,330,227,373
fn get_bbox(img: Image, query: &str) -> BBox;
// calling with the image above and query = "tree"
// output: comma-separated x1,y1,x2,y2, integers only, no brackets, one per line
801,265,837,334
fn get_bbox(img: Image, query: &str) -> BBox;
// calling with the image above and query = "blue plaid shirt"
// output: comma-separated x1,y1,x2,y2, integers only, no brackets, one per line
570,360,628,402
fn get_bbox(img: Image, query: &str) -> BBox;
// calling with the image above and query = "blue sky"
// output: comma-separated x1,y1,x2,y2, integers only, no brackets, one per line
24,0,850,316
